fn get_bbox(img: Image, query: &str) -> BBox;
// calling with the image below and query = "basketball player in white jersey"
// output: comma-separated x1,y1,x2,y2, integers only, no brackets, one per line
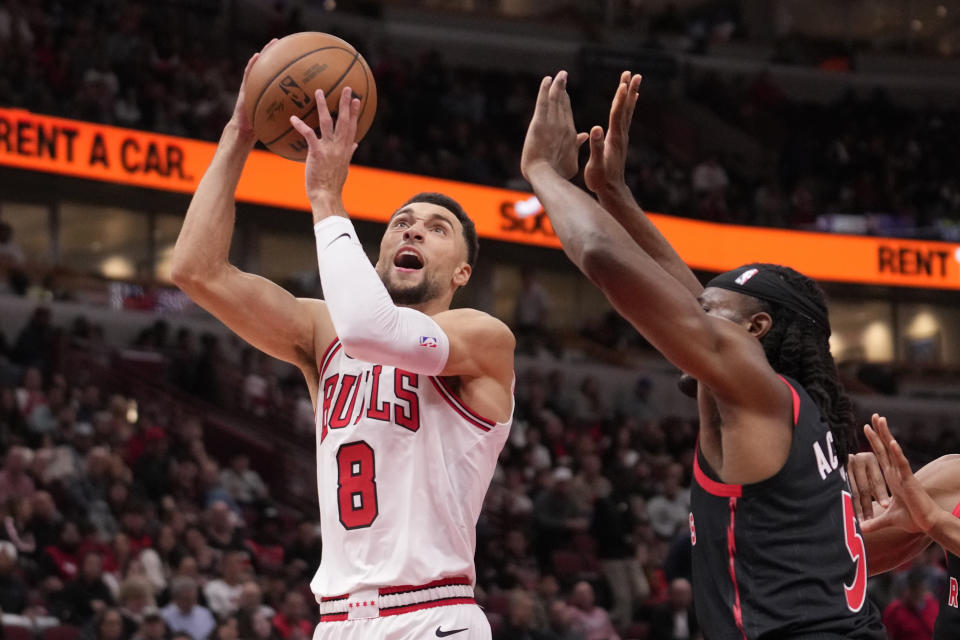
171,43,515,640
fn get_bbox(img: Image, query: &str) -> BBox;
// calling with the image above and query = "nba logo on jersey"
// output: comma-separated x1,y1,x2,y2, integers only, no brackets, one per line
419,336,438,348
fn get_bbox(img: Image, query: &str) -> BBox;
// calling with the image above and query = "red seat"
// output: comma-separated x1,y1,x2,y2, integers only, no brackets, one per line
3,625,35,640
551,549,585,580
621,622,650,640
485,592,511,617
43,626,81,640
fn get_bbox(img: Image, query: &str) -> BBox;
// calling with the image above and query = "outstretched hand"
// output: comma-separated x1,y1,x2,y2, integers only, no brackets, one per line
230,38,279,136
520,71,588,181
847,451,890,523
584,71,642,196
290,87,362,212
860,413,944,534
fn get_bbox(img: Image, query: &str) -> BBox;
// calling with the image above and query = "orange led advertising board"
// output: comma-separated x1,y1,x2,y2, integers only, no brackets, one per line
2,107,959,290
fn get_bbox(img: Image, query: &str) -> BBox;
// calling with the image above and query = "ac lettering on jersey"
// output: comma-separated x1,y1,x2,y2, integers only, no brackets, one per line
950,577,958,608
814,431,840,480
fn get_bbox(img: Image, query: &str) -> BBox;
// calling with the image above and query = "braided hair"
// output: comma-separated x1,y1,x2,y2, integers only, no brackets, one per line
742,263,856,465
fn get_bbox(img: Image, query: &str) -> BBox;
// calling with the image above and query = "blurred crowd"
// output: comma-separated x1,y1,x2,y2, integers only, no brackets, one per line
683,70,960,234
2,1,959,638
2,1,957,236
0,302,950,640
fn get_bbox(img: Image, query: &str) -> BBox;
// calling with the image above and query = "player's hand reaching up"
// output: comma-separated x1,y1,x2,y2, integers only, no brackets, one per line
521,71,588,181
290,87,362,217
847,451,890,523
860,413,945,535
584,71,642,197
229,38,278,137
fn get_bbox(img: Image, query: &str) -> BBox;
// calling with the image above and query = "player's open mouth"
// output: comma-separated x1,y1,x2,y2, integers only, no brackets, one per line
393,247,424,272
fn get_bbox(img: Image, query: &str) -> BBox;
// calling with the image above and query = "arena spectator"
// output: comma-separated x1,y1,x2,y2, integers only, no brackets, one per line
495,588,551,640
219,454,269,509
0,541,27,614
882,566,938,640
0,446,35,503
570,454,611,514
567,581,620,640
649,578,698,640
88,607,128,640
54,549,114,625
204,501,243,551
2,496,37,558
13,307,56,371
235,580,275,623
241,355,278,418
161,576,216,640
117,575,157,636
203,551,247,619
213,617,240,640
0,220,27,295
645,463,689,540
282,521,321,581
270,591,311,640
27,491,62,551
131,608,169,640
532,467,589,571
514,269,553,356
590,485,647,629
547,600,587,640
182,528,218,577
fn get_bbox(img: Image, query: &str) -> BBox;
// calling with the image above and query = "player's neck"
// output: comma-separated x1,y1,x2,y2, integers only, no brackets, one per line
398,297,450,316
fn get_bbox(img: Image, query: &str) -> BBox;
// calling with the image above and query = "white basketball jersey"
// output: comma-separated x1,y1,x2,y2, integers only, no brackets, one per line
309,339,512,598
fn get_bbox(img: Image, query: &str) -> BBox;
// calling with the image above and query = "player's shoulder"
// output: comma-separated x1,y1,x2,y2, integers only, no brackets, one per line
436,308,516,343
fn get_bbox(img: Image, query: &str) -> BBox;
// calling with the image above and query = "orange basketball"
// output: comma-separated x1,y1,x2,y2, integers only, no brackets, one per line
244,32,378,162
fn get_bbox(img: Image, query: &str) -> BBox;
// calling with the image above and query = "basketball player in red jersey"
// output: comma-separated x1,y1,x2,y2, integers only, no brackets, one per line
848,415,960,640
521,71,885,639
172,42,514,640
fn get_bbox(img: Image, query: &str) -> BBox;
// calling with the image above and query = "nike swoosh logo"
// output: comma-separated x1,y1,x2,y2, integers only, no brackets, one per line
435,627,468,638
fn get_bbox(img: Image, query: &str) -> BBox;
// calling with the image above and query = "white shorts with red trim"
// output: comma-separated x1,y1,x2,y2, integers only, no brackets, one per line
312,603,490,640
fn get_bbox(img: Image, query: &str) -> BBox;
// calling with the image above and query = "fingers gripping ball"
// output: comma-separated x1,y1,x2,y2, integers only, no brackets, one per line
245,32,377,161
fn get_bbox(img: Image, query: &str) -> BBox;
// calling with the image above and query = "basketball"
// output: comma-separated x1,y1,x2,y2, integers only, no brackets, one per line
244,32,378,161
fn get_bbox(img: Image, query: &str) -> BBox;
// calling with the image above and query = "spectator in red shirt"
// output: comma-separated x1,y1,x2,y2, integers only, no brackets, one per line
42,520,83,582
883,567,938,640
271,591,312,640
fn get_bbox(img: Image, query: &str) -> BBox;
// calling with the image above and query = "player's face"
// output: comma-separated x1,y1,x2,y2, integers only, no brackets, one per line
376,202,471,305
698,287,765,329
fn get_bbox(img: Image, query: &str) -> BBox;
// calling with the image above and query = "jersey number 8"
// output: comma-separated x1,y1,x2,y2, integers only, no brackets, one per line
337,441,379,529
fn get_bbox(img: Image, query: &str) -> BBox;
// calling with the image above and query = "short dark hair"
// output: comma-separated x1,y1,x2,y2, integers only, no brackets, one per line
399,192,478,267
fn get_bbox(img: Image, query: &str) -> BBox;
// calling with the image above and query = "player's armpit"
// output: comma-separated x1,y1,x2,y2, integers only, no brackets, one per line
432,309,515,382
174,263,333,372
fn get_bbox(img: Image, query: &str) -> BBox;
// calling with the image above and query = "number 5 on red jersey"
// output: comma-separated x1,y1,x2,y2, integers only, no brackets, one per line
842,490,868,612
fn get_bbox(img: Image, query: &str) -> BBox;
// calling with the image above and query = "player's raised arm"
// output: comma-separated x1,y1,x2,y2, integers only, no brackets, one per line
584,72,702,297
171,41,332,379
520,72,784,412
290,87,515,409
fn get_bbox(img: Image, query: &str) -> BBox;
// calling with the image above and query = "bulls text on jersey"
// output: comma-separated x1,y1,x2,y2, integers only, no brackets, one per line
320,364,420,442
